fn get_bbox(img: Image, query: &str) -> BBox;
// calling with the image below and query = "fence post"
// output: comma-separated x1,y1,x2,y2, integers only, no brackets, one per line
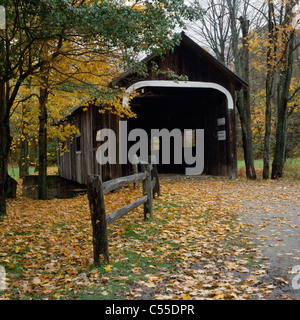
149,155,160,198
87,175,109,265
142,163,153,220
131,155,139,188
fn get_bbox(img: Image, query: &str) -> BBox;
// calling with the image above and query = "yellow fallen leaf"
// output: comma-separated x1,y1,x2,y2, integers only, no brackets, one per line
274,277,289,284
214,293,224,300
15,246,22,253
224,261,237,270
52,292,61,299
103,265,111,272
144,282,156,288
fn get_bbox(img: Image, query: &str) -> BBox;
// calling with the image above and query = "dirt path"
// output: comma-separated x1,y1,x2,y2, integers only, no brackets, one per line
238,182,300,299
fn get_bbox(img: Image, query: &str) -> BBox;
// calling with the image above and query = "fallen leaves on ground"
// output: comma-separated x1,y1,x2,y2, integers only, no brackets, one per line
0,176,299,300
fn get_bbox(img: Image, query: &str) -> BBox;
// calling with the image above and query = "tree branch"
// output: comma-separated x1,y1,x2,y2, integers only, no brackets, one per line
288,86,300,102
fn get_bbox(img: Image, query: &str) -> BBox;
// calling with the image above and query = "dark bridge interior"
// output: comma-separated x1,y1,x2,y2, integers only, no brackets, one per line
128,86,230,176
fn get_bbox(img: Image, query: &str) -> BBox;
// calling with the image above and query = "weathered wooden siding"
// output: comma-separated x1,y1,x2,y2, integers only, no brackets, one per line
58,105,122,184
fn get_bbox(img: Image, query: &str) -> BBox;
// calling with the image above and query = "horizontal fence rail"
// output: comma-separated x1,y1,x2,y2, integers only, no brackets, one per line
102,172,147,195
106,195,148,226
87,162,160,266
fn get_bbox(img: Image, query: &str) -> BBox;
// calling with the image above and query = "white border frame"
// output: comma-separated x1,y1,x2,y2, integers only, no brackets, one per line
122,80,234,110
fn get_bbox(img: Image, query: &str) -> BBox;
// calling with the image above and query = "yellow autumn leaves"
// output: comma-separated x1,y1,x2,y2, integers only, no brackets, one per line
1,176,299,300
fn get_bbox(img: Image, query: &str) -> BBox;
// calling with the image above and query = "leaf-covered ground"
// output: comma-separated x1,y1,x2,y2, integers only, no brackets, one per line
0,175,299,300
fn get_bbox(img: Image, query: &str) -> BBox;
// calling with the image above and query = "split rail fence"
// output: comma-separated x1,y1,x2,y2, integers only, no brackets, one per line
87,162,160,266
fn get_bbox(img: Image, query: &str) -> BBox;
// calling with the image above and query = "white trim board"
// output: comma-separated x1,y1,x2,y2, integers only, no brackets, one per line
122,80,234,110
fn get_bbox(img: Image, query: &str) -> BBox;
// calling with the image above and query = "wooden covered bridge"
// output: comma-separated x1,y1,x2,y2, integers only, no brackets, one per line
57,33,247,184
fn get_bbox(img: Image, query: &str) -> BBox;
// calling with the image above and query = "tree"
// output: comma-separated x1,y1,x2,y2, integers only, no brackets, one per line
9,82,36,178
190,0,257,179
247,0,300,179
262,0,277,179
9,46,128,198
188,0,232,65
271,1,299,179
9,81,81,176
261,0,299,179
248,2,300,176
0,0,197,215
189,0,299,179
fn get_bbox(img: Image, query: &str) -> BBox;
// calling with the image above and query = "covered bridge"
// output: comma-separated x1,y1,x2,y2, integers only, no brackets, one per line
57,32,247,185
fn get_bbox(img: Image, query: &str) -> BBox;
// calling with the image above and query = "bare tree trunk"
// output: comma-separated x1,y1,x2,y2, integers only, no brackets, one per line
0,20,13,215
263,77,273,179
18,104,29,178
271,100,288,179
19,138,29,178
38,72,48,200
0,81,11,216
239,16,256,179
272,31,295,179
263,0,276,179
227,1,256,179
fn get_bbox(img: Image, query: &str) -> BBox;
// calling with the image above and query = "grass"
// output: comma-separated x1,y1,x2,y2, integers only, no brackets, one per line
8,166,36,179
238,158,300,168
238,159,264,169
238,158,300,179
7,166,58,179
63,213,183,300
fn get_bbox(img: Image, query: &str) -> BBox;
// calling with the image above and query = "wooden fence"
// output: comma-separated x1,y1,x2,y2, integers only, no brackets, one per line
87,162,160,266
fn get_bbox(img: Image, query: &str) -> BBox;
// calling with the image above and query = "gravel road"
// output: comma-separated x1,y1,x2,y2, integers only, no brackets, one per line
239,182,300,300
